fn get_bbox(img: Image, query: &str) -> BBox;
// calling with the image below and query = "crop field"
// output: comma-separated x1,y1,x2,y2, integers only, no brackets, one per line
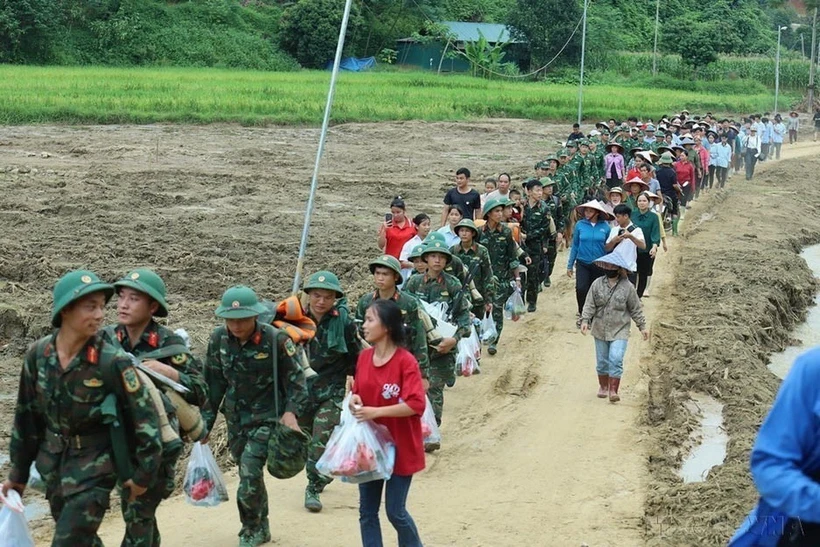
0,65,790,125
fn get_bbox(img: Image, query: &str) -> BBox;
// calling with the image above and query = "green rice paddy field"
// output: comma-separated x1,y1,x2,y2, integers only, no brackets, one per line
0,65,790,125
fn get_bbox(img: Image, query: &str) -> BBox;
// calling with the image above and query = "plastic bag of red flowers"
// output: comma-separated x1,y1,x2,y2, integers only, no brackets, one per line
420,396,441,449
316,394,396,484
183,443,229,507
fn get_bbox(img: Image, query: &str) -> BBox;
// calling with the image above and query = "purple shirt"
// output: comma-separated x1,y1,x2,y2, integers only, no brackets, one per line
604,153,625,180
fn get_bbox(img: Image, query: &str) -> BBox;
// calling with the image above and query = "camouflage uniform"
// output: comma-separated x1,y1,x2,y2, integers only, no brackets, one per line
8,334,162,547
203,323,308,541
301,301,361,495
520,198,554,307
450,241,494,318
479,222,519,348
543,191,565,281
403,272,471,425
356,290,429,377
101,321,209,547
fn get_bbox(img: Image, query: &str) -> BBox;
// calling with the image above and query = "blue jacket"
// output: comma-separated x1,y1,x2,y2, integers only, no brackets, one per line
567,218,610,268
730,347,820,546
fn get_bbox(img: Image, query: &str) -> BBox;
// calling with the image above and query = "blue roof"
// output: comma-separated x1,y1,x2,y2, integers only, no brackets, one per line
398,21,521,44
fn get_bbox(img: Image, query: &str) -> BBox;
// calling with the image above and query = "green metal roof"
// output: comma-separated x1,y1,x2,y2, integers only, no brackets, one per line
398,21,522,44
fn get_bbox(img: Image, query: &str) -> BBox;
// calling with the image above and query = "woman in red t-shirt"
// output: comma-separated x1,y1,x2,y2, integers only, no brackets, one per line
351,299,425,547
673,150,695,208
378,197,418,259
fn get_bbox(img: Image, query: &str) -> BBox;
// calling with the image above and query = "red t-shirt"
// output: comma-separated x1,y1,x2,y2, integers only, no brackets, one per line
353,347,426,476
674,161,695,189
384,219,417,259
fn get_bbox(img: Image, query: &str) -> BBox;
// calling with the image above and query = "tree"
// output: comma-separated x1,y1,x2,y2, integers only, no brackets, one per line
507,0,582,71
0,0,60,62
279,0,364,69
666,18,721,73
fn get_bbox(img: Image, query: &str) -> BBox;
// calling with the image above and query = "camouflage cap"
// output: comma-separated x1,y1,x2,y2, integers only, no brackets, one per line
266,424,309,480
534,160,550,170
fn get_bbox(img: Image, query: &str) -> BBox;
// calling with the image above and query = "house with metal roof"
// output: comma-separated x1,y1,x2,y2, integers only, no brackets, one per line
396,21,526,73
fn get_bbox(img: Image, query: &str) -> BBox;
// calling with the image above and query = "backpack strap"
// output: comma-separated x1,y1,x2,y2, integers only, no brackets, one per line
264,325,281,418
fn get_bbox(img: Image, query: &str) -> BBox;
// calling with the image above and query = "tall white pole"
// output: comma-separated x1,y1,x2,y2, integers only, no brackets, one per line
809,7,818,111
292,0,355,294
577,0,590,125
652,0,660,76
775,26,785,114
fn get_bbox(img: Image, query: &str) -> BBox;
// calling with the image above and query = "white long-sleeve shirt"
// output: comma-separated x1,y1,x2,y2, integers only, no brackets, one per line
743,133,761,152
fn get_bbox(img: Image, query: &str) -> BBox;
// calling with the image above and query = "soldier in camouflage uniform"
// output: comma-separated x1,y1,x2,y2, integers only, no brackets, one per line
203,285,308,547
450,218,494,319
100,268,209,547
541,178,565,287
403,241,471,433
479,198,522,356
3,270,162,547
425,231,466,283
301,271,362,512
520,179,554,312
356,254,430,382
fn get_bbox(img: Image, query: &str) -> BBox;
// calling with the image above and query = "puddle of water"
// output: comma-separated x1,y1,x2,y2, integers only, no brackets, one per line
768,244,820,379
678,393,729,483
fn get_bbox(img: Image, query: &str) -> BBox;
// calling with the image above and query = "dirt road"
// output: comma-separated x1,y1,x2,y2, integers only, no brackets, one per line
0,122,818,546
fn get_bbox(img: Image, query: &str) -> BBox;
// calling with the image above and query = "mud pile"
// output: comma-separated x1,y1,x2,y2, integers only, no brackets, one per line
644,157,820,545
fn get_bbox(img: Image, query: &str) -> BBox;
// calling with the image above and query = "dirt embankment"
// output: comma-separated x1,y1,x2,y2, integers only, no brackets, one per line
643,154,820,545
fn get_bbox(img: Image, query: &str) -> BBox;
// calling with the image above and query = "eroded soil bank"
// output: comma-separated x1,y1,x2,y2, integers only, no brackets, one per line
644,154,820,545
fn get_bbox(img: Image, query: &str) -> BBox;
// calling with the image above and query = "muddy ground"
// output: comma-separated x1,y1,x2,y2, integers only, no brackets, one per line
1,121,819,545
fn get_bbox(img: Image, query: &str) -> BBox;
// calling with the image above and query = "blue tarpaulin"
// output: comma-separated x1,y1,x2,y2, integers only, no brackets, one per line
325,57,376,72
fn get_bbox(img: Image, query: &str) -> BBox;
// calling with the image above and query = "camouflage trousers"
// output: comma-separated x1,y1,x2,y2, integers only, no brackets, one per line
48,485,110,547
120,455,178,546
522,242,545,306
298,382,345,492
229,424,273,536
491,279,513,345
428,353,456,426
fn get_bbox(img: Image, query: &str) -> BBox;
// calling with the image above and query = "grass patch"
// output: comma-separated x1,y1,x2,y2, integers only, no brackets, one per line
0,65,789,125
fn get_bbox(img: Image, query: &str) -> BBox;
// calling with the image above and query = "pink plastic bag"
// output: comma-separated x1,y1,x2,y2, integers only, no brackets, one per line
420,396,441,448
316,394,396,484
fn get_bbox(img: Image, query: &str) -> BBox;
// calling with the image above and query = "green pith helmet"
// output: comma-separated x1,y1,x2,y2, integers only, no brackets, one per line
266,425,310,480
51,270,114,328
454,218,479,238
303,270,344,298
540,177,557,188
558,149,570,158
543,155,558,164
482,197,505,218
114,268,169,317
424,231,447,244
408,244,425,260
659,151,674,164
534,160,549,170
215,285,267,319
369,254,402,279
421,241,452,263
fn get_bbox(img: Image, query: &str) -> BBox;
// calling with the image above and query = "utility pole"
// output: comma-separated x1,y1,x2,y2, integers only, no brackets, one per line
577,0,590,124
809,7,818,111
652,0,660,76
776,26,787,114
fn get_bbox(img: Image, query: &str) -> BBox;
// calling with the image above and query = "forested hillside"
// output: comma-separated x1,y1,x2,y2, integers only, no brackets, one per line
0,0,813,73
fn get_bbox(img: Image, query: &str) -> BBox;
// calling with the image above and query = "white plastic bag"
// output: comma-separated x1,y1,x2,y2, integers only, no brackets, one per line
420,300,458,339
316,394,396,484
455,325,481,376
480,312,497,344
504,285,526,321
420,396,441,448
183,443,229,507
0,490,35,547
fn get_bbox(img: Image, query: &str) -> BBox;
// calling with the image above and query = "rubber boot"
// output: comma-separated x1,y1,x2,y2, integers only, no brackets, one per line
304,486,322,513
609,377,621,403
671,217,680,236
597,375,609,398
644,276,652,297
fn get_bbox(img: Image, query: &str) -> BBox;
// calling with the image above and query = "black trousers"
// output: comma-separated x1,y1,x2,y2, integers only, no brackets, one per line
636,253,655,298
716,166,728,188
708,165,716,188
575,261,605,315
